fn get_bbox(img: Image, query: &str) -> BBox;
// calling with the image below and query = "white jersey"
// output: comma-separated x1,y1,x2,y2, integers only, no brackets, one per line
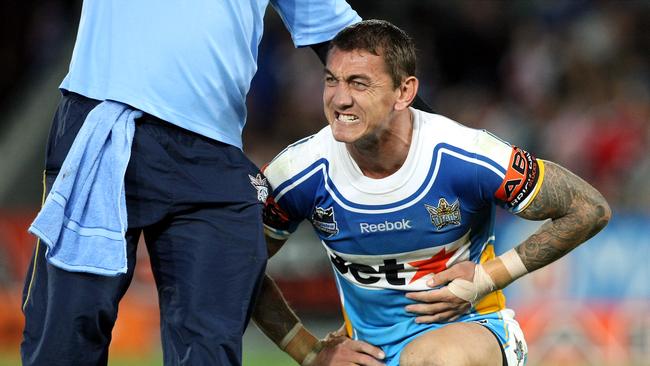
263,108,541,363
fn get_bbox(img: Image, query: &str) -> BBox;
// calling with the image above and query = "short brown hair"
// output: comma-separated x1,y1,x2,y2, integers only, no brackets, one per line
329,19,417,88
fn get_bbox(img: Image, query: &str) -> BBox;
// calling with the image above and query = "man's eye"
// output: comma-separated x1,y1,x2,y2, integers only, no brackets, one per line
350,81,367,89
325,76,337,85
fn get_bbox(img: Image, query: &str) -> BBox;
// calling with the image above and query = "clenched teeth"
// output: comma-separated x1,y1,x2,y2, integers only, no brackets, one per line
337,113,359,123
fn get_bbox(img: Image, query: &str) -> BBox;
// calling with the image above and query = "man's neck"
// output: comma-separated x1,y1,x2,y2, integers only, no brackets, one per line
347,110,413,179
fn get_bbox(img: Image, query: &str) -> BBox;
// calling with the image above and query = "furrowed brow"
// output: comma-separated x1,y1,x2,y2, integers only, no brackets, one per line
345,74,371,83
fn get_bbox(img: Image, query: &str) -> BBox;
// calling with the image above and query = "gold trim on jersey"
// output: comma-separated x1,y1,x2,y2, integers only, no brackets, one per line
474,244,507,315
342,305,354,338
518,159,546,213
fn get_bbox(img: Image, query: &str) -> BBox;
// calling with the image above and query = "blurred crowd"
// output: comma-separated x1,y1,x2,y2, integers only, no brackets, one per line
1,1,648,214
0,0,77,117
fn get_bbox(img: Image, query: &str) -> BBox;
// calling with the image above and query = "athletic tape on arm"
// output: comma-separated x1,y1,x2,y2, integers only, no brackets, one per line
448,249,528,306
280,323,321,365
279,322,304,350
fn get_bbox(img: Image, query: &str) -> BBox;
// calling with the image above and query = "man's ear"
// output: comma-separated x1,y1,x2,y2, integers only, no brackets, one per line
395,76,418,111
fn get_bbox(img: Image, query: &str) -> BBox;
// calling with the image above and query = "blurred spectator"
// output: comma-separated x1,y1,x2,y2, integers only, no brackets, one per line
0,0,77,133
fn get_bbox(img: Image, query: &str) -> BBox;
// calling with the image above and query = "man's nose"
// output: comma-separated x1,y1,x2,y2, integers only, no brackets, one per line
332,83,353,108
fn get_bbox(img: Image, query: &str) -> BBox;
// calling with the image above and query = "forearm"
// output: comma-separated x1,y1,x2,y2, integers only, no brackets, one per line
252,274,320,364
514,161,611,272
448,161,611,304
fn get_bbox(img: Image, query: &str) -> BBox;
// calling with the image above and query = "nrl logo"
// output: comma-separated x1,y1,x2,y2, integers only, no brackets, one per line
312,206,339,237
514,336,526,365
424,198,461,230
248,174,269,202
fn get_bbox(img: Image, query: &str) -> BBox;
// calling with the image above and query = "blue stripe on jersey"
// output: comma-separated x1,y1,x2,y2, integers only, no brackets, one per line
274,143,506,212
272,158,328,198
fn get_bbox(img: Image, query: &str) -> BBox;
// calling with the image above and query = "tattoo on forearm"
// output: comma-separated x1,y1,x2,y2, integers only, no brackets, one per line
515,161,611,272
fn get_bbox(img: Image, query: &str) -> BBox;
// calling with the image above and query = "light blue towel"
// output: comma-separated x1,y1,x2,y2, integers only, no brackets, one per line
28,101,142,276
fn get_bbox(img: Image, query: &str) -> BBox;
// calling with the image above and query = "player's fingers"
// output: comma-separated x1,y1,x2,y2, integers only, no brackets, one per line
405,288,447,302
353,353,386,366
412,314,443,324
439,286,471,303
404,292,468,315
405,287,456,304
428,268,454,287
414,308,467,324
404,301,450,315
428,261,476,287
348,340,386,360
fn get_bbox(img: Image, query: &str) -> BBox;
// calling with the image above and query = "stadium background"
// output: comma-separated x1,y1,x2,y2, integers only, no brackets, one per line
0,1,648,365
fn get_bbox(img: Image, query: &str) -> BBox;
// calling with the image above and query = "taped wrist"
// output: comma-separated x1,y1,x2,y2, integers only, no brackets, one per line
279,323,303,350
488,248,528,288
280,323,320,365
447,263,496,306
447,249,528,306
301,343,323,366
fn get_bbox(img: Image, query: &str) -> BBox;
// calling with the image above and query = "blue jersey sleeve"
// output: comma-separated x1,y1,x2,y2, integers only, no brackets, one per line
261,137,325,239
263,186,311,240
271,0,361,47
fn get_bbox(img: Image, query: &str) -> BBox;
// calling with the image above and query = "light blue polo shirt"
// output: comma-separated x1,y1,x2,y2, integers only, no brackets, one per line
60,0,360,149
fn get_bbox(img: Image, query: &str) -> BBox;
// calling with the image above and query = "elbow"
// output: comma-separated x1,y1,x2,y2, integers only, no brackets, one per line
599,200,612,230
589,194,612,237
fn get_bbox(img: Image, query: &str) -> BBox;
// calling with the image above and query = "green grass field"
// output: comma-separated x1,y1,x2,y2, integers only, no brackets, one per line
0,323,299,366
0,349,293,366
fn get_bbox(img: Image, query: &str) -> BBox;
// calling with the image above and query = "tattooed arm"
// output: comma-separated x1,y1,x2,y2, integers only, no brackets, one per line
252,271,321,364
405,161,611,323
514,161,611,270
252,237,320,364
253,237,386,365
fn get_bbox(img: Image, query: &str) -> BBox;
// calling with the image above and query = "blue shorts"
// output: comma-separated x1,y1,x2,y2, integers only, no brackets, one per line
385,309,528,366
21,92,267,366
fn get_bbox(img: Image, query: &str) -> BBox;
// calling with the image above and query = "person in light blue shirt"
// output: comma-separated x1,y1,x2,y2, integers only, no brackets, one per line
61,1,360,149
21,1,360,365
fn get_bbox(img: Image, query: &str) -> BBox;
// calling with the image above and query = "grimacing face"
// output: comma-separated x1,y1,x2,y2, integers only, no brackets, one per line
323,47,402,146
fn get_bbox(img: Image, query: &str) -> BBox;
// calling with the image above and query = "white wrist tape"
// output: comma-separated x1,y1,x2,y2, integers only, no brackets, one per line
279,323,303,350
447,264,496,306
448,249,528,307
301,347,319,366
500,248,528,280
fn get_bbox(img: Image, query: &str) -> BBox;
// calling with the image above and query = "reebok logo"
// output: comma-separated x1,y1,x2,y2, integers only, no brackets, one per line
360,219,411,233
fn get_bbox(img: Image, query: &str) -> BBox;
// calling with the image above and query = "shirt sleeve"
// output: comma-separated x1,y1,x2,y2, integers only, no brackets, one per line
474,130,545,213
261,162,314,240
262,194,301,240
270,0,361,47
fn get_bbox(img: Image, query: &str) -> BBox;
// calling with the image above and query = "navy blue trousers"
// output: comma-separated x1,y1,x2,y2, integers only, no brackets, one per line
21,92,268,366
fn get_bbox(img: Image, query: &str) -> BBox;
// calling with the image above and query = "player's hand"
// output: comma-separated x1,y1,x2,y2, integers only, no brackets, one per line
308,331,385,366
404,261,475,323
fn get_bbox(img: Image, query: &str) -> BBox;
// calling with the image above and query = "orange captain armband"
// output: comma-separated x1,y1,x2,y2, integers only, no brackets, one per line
494,147,544,212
